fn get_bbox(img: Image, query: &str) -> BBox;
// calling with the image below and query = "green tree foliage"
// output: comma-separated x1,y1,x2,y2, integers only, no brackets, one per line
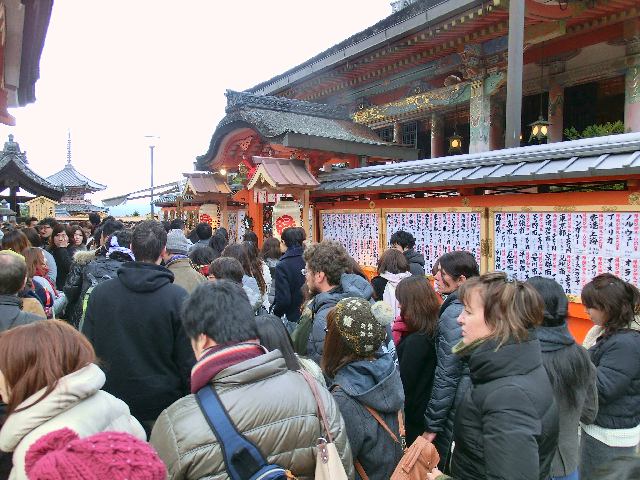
564,121,625,141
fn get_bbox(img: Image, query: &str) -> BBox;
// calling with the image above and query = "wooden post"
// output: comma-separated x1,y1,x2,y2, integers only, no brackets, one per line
302,189,311,243
220,200,228,230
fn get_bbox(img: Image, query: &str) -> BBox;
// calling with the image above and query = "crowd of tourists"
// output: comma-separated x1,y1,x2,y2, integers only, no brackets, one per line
0,215,638,480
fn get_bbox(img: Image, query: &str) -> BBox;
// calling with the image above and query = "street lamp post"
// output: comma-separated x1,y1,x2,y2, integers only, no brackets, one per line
149,145,155,217
145,136,158,218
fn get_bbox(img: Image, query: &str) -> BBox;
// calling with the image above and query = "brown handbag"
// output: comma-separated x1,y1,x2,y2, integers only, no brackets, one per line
355,405,440,480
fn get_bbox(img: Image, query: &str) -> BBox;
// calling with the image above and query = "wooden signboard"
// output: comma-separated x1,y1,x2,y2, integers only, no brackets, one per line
383,208,487,272
489,206,640,301
319,209,382,267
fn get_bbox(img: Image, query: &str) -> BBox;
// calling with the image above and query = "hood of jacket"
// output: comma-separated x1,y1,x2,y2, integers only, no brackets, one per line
313,272,374,313
72,249,96,266
404,249,425,268
116,262,174,293
0,364,105,452
467,333,543,384
332,353,404,413
0,295,23,327
380,271,412,286
536,323,575,353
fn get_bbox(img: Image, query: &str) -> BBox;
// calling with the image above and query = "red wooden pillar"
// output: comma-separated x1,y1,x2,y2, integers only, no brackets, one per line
247,190,263,246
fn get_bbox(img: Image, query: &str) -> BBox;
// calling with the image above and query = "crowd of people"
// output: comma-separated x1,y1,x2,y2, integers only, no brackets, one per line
0,215,638,480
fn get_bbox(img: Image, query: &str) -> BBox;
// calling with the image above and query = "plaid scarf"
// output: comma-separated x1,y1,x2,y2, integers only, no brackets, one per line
190,341,265,393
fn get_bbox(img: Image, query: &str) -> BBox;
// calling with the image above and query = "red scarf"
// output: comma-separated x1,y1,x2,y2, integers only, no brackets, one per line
190,341,265,393
35,266,59,296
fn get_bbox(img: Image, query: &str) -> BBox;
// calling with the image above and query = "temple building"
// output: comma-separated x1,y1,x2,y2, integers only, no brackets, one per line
187,0,640,342
46,134,107,217
0,134,62,214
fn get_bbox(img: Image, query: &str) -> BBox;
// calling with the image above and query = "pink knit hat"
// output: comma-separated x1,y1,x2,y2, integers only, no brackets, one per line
25,428,166,480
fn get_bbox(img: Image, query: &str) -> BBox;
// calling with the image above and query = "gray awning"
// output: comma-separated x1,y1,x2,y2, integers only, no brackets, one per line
316,133,640,193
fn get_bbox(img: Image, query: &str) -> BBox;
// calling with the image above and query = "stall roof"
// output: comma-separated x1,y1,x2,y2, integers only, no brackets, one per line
317,133,640,193
184,172,231,195
247,157,320,190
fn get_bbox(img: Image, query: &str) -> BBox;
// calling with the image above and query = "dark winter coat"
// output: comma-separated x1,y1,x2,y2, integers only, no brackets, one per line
65,251,133,329
0,295,42,332
397,331,437,446
450,335,559,480
51,246,75,290
537,323,598,477
331,353,404,480
404,248,425,276
307,273,374,364
82,262,195,422
63,250,97,328
588,329,640,429
424,291,471,463
271,246,305,323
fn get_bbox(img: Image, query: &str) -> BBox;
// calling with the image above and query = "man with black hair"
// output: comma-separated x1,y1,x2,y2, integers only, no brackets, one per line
26,217,38,228
88,212,101,229
188,222,213,252
36,218,57,247
150,280,353,479
271,227,306,324
390,230,425,276
0,251,43,331
83,220,194,433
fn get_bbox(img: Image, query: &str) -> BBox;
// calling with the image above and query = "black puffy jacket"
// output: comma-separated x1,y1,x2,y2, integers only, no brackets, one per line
424,291,471,465
64,250,97,328
589,329,640,429
450,335,559,480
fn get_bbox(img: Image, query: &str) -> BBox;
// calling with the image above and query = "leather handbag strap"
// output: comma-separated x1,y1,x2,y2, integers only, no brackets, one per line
354,460,369,480
362,405,399,444
299,370,333,443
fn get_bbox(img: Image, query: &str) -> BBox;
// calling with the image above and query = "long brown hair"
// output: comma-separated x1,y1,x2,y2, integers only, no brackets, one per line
395,276,440,336
222,243,266,295
22,246,45,279
321,308,361,378
581,273,640,336
458,272,544,347
377,248,409,274
0,320,95,413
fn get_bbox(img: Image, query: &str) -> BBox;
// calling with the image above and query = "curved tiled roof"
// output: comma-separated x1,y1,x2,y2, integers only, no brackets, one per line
0,135,64,200
249,0,444,94
47,163,106,192
196,91,416,169
317,133,640,193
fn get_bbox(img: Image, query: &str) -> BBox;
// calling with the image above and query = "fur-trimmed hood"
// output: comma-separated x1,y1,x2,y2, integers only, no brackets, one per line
72,249,96,266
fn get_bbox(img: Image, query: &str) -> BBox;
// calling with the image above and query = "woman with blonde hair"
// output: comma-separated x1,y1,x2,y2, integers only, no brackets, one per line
428,272,559,480
0,320,145,479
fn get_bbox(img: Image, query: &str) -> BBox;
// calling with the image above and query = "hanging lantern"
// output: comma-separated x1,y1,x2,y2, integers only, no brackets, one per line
529,116,551,143
448,132,463,154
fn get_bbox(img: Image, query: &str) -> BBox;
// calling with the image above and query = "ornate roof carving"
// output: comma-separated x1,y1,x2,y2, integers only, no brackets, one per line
225,90,350,120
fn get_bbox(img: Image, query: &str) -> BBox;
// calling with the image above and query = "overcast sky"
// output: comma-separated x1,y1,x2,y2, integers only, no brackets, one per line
1,0,391,214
